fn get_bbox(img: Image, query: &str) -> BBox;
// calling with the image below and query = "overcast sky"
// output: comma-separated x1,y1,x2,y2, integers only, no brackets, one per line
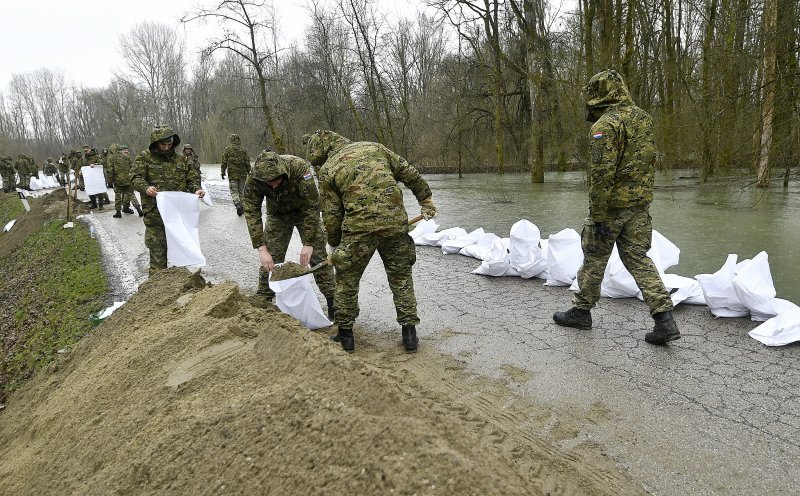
0,0,422,90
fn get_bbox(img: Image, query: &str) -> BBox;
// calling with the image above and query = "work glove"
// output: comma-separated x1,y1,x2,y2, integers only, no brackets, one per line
593,221,612,239
419,197,438,220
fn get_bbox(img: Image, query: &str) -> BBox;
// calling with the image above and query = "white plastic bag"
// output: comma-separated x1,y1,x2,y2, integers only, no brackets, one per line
409,219,439,244
81,165,107,196
695,254,748,318
200,180,213,206
417,227,467,247
748,307,800,346
472,238,513,276
269,272,332,330
662,273,706,306
156,191,206,268
509,220,548,279
442,228,484,254
459,232,499,260
731,251,780,321
544,228,583,286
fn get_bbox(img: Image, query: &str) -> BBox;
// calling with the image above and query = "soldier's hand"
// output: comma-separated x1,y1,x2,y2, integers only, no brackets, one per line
146,186,158,197
196,189,205,198
300,245,313,267
259,247,275,272
419,197,438,220
593,221,612,239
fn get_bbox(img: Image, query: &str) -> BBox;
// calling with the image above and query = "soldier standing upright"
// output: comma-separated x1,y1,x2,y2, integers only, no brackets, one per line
305,130,438,353
82,146,105,209
0,155,15,192
107,144,142,218
57,153,70,186
242,150,335,318
553,69,680,345
15,154,31,190
131,125,204,275
220,133,250,217
182,144,201,178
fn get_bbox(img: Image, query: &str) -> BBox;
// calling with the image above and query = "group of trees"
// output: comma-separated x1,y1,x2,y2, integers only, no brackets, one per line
0,0,797,185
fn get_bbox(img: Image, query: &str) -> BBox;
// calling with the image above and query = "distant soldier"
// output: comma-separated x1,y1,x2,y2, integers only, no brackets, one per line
57,153,70,186
553,69,680,345
97,147,111,206
107,144,142,218
242,150,335,318
43,158,58,177
15,154,31,190
306,130,438,353
0,155,15,192
182,143,201,178
131,125,204,275
220,133,250,216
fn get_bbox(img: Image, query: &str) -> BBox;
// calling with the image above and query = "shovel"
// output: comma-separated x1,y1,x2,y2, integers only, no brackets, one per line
270,214,425,282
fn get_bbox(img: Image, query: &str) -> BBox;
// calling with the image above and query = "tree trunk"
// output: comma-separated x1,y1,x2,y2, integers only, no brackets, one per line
756,0,777,187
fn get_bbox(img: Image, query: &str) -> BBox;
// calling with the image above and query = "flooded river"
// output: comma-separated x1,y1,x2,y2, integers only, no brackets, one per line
405,171,800,304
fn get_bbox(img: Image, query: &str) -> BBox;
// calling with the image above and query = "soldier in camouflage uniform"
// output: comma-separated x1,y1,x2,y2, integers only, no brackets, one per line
43,158,58,178
182,144,201,178
553,69,680,345
0,155,15,192
82,146,105,209
15,154,31,190
220,133,250,216
107,144,142,218
57,153,70,186
306,130,438,353
97,148,111,206
131,125,204,275
242,150,336,317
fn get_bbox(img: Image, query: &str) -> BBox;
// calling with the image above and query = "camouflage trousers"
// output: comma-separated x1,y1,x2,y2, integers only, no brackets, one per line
114,185,141,211
332,231,420,329
229,178,246,207
573,205,673,315
257,212,335,299
18,174,30,190
143,215,168,275
1,172,14,192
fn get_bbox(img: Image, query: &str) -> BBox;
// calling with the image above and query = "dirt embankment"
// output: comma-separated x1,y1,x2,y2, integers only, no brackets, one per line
0,267,644,495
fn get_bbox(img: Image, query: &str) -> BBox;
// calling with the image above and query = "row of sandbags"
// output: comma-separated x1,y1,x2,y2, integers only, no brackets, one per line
409,219,799,346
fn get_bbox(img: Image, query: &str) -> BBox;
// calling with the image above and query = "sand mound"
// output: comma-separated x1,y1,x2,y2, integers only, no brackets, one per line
0,269,644,495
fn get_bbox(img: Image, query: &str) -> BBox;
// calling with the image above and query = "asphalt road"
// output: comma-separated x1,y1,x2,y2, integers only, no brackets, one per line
78,176,800,496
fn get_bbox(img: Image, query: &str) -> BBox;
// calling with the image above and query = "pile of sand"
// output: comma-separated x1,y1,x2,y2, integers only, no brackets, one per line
0,269,644,495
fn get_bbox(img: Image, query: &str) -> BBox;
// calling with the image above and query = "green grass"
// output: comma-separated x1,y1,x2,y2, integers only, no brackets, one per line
0,192,25,228
0,218,108,401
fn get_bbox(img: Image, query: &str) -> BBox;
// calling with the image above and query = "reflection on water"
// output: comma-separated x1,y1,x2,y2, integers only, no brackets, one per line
405,171,800,304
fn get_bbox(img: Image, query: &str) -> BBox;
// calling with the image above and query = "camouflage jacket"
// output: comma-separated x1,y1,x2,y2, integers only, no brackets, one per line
106,152,134,187
131,148,200,225
317,139,432,246
43,161,58,175
585,70,656,222
221,145,250,180
242,154,323,249
15,156,31,174
0,157,15,174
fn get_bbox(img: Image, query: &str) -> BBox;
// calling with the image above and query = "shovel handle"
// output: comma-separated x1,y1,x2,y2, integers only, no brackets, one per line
307,259,330,273
408,214,424,225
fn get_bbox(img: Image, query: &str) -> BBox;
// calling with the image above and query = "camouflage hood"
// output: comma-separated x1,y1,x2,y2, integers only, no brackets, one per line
148,125,181,154
251,150,285,182
229,134,241,146
305,130,352,167
584,69,633,113
109,143,120,154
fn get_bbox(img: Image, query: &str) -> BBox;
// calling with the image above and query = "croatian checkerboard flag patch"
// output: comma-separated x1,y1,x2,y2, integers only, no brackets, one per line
303,172,313,180
592,132,604,139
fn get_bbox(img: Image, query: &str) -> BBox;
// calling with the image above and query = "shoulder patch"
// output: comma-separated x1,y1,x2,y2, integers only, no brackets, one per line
592,132,604,140
303,172,313,180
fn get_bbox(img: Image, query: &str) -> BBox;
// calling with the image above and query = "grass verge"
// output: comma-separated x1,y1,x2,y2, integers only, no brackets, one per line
0,192,108,403
0,191,24,228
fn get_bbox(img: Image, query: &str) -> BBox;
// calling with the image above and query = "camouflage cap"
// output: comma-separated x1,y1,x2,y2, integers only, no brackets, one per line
119,144,129,150
584,69,633,111
183,143,193,150
305,129,350,167
251,151,285,182
229,134,241,145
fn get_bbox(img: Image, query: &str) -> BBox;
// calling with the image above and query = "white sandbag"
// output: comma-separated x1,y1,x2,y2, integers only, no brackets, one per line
731,251,781,321
4,219,15,232
544,228,583,286
534,239,551,280
460,232,499,260
29,177,43,190
750,299,799,322
748,307,800,346
599,230,681,299
472,238,513,276
417,227,466,247
42,175,60,188
269,272,332,330
200,180,213,206
696,254,749,318
662,273,706,306
156,191,206,268
648,230,680,272
410,219,439,243
81,165,107,196
509,220,548,279
442,227,484,254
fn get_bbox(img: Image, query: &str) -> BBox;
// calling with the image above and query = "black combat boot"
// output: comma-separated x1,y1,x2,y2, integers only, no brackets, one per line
331,326,354,352
88,195,98,209
645,311,681,345
134,204,143,217
326,296,335,321
236,204,244,217
122,207,135,214
552,307,592,330
112,210,122,218
401,325,418,352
